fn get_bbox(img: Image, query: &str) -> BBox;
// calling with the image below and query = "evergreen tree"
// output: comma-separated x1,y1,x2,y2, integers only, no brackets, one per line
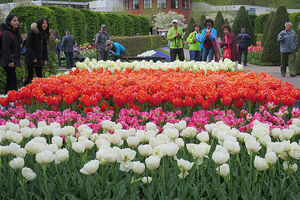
199,15,206,29
184,17,196,41
261,6,289,65
224,19,229,25
232,6,255,45
214,11,225,39
261,12,274,46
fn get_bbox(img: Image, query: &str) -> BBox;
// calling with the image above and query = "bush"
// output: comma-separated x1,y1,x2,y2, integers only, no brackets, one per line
184,17,196,41
79,9,99,42
254,14,269,34
65,8,86,44
122,15,134,36
104,13,125,36
199,15,206,28
111,35,165,56
0,65,27,94
248,14,257,31
296,52,300,74
289,12,300,35
139,15,151,35
128,14,141,35
257,33,263,42
261,6,289,65
261,12,274,46
47,6,74,39
214,11,225,39
97,12,109,28
232,6,255,45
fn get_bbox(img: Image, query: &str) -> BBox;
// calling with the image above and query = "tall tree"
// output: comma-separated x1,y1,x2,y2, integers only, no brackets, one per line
261,6,289,65
184,17,196,41
261,12,274,46
214,11,225,39
199,15,206,29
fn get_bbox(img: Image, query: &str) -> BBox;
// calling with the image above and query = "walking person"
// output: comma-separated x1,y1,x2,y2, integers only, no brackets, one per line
95,24,110,61
54,30,62,69
0,14,22,93
277,22,298,77
24,17,49,86
237,28,251,66
167,19,185,62
186,24,202,61
106,40,126,61
220,24,239,62
199,19,217,62
62,29,75,69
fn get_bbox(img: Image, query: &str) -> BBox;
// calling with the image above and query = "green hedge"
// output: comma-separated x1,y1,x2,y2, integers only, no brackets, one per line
123,15,134,36
0,65,27,94
289,12,300,35
254,14,269,34
128,14,141,35
248,14,257,31
79,9,99,42
65,8,86,44
139,16,151,35
111,35,165,56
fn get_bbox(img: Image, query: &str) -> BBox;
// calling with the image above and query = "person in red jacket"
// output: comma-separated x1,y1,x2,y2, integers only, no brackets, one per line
220,24,239,62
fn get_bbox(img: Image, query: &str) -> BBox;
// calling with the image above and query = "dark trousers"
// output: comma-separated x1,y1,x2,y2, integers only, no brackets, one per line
239,47,248,65
4,67,17,93
65,52,74,68
113,51,125,61
170,48,184,62
97,49,109,61
24,64,42,86
281,51,296,75
57,51,61,67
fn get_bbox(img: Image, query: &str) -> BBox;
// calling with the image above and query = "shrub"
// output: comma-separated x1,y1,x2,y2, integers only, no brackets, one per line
199,15,206,28
248,14,257,30
97,12,109,28
79,9,99,42
261,6,289,65
47,6,74,38
296,52,300,74
104,13,125,36
261,12,274,46
232,6,255,45
0,65,27,94
128,14,141,35
65,8,86,44
289,12,300,35
122,15,134,36
139,15,151,35
214,11,225,39
254,14,269,34
184,17,196,41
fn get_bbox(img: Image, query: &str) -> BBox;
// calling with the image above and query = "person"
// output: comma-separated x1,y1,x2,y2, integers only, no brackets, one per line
95,24,110,61
73,43,81,61
62,29,75,69
54,30,62,68
0,14,22,93
237,28,251,66
167,19,185,62
220,24,239,62
106,40,125,61
24,17,49,86
277,22,298,77
186,24,202,61
199,19,217,62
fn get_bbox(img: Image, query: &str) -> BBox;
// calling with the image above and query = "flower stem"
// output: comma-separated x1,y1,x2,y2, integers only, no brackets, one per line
42,165,50,200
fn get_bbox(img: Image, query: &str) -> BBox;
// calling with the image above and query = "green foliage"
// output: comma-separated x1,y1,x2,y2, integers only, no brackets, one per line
47,6,74,38
261,12,274,46
248,14,257,31
0,64,27,94
261,6,289,65
139,15,151,35
296,52,300,74
79,9,99,42
122,15,134,36
43,37,58,77
224,19,229,25
289,12,300,35
232,6,255,45
214,11,225,39
97,12,109,28
256,33,263,42
65,8,86,44
184,18,196,41
128,14,141,35
199,15,206,28
104,13,125,36
254,14,269,34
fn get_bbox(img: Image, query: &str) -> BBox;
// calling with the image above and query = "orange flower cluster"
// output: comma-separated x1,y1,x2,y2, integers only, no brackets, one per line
0,68,299,110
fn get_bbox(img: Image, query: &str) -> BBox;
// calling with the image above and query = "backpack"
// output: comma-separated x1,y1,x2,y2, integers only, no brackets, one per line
0,29,14,58
21,37,27,55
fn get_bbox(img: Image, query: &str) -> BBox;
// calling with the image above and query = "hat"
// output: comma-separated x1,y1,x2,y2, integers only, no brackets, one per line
65,29,70,32
172,19,178,24
101,24,106,28
106,40,113,46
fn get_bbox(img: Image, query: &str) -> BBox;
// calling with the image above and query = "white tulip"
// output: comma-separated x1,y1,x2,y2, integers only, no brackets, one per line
138,144,153,157
165,142,179,157
212,145,230,164
72,142,85,154
146,122,157,131
80,160,100,175
141,176,152,184
55,148,69,164
47,144,58,154
156,134,171,144
95,138,110,149
181,127,197,138
163,128,179,140
280,129,294,141
196,131,209,142
175,120,187,131
265,152,277,165
22,167,36,181
177,158,194,179
32,128,42,137
135,130,146,143
254,156,269,171
175,138,185,149
283,161,298,172
9,157,24,170
102,120,115,130
145,155,161,170
288,142,300,159
216,163,230,177
131,161,145,174
21,127,32,138
19,119,30,127
109,133,122,146
78,136,94,150
271,128,281,139
127,136,140,148
61,126,75,136
258,135,271,146
36,150,55,165
223,140,240,155
52,136,63,148
117,148,136,163
245,139,261,153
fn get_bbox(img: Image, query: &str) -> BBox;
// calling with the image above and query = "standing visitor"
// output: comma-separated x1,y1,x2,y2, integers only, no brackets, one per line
167,19,185,62
62,29,75,69
24,17,49,86
106,40,126,61
220,24,239,62
186,24,202,61
277,22,298,77
0,14,22,93
237,28,251,66
95,24,110,61
54,30,62,69
199,19,217,62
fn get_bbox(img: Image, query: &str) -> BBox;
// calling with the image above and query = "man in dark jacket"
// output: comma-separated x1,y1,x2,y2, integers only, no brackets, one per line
237,28,251,66
62,29,75,69
95,24,109,61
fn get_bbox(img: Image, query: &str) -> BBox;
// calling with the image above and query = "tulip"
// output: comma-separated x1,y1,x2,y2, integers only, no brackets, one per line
254,156,269,171
212,145,230,165
22,167,36,181
9,157,24,170
80,160,100,175
36,150,55,165
177,158,194,179
145,155,161,170
141,176,152,184
138,144,153,157
216,163,230,178
55,148,69,164
131,161,145,174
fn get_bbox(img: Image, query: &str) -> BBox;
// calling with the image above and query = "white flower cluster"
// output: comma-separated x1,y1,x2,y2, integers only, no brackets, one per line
137,50,156,57
76,58,243,73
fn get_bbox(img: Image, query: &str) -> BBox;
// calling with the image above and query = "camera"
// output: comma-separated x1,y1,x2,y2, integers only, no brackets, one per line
177,34,182,39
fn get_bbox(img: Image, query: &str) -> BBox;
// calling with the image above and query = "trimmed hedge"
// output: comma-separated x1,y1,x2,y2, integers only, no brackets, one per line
79,9,99,42
123,15,134,36
111,35,165,56
289,12,300,35
254,14,269,34
105,13,125,36
65,8,86,44
184,17,196,41
214,11,225,39
128,14,141,35
139,16,151,35
261,12,274,46
248,14,257,31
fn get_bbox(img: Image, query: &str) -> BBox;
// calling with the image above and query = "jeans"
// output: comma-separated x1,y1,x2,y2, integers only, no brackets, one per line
202,47,214,62
189,50,202,61
57,51,61,67
97,49,109,61
170,48,185,62
239,48,248,65
65,51,74,68
281,51,296,75
113,51,125,61
24,64,42,86
4,67,17,93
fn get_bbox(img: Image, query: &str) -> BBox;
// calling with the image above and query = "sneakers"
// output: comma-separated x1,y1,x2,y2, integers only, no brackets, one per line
291,74,297,77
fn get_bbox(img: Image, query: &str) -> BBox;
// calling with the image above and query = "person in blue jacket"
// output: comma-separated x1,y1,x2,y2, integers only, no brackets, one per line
198,19,217,62
106,40,126,61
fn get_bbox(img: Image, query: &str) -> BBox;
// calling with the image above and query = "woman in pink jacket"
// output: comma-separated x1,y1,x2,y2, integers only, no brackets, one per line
220,24,239,62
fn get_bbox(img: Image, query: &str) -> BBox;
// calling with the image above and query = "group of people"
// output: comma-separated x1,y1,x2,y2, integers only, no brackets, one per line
167,18,251,65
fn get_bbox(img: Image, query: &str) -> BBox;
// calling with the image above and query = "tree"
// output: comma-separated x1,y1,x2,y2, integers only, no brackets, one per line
261,6,289,65
232,6,255,45
214,11,225,39
153,11,187,29
261,12,274,45
224,19,229,25
200,15,206,28
0,8,5,24
184,17,196,41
